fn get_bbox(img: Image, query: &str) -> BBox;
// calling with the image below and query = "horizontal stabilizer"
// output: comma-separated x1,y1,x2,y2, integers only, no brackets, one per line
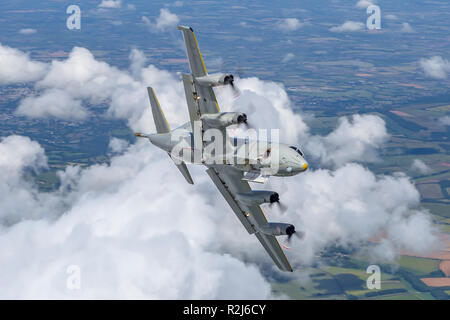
171,156,194,184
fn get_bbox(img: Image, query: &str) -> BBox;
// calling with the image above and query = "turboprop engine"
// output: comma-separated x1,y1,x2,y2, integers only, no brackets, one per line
200,112,247,128
235,191,279,206
259,223,296,238
195,73,234,87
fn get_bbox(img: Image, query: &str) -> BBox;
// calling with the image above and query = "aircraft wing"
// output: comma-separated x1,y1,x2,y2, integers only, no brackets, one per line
178,25,220,126
206,165,293,272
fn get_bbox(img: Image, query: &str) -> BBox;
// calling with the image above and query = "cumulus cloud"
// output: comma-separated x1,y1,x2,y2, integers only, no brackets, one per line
330,21,365,32
15,47,186,128
420,56,450,79
385,14,398,20
0,43,47,84
282,53,295,63
142,8,179,32
0,135,60,225
400,22,414,33
410,159,432,174
7,45,388,168
129,48,147,77
0,44,441,294
19,28,37,35
108,137,129,153
305,115,389,167
218,79,388,170
98,0,122,8
216,162,439,266
277,165,439,264
219,77,309,144
0,135,47,178
155,8,179,30
16,89,87,120
0,133,439,296
277,18,304,32
356,0,376,9
0,135,272,298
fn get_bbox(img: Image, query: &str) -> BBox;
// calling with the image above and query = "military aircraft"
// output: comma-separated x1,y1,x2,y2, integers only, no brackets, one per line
135,26,308,272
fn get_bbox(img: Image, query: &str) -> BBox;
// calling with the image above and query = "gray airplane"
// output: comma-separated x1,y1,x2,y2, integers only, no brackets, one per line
135,26,308,272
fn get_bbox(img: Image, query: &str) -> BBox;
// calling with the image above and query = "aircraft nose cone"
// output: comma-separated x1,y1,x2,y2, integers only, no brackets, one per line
302,162,308,171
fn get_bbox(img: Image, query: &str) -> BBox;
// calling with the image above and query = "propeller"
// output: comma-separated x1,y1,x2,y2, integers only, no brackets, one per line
236,112,254,131
223,74,241,97
282,225,304,250
269,192,288,214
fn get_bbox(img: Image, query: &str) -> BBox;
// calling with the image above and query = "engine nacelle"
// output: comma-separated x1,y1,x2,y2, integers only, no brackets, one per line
201,112,247,128
259,223,295,237
235,190,279,206
195,73,234,87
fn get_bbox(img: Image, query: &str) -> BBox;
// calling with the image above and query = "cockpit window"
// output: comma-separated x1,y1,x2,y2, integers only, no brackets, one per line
289,146,304,157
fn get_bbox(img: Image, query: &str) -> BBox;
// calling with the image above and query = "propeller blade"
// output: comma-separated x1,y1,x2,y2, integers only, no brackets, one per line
269,200,288,214
282,230,304,250
277,201,288,214
229,80,241,98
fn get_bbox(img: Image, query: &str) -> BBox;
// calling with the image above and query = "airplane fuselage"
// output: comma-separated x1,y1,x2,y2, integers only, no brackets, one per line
146,122,308,178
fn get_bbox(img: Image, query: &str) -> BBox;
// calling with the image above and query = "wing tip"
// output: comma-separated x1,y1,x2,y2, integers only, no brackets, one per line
177,25,193,32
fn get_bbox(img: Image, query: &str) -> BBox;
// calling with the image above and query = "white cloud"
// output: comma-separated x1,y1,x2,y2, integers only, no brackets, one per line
305,114,389,167
218,78,387,169
0,135,47,178
173,1,183,7
16,89,87,120
400,22,414,33
277,18,304,32
282,53,295,63
356,0,376,9
220,77,309,144
156,8,179,30
330,21,365,32
0,43,47,84
129,48,147,77
439,116,450,126
287,166,439,263
142,8,180,32
219,163,439,266
0,43,442,295
420,56,450,79
13,46,186,129
0,135,272,298
7,45,388,168
19,28,37,35
410,159,432,175
385,14,398,20
98,0,122,8
108,137,129,153
0,133,439,296
0,135,60,225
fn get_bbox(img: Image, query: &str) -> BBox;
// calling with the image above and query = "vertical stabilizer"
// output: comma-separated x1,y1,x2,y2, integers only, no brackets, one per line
147,87,170,134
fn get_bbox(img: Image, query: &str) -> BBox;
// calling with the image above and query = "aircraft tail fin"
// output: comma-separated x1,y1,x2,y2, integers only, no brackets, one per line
147,87,170,134
141,87,194,184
